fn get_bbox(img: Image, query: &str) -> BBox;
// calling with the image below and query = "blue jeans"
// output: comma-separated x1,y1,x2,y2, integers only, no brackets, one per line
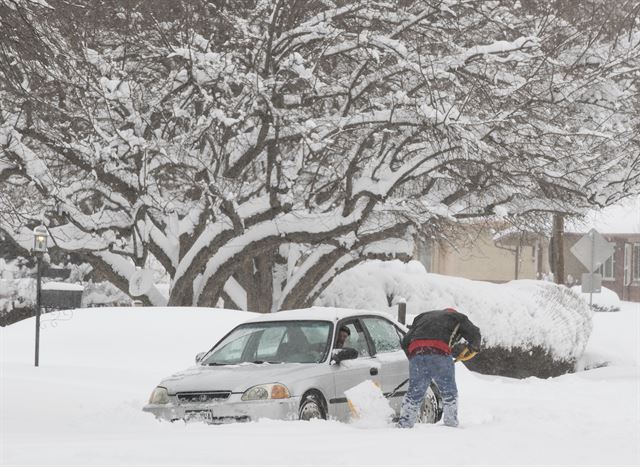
398,354,458,428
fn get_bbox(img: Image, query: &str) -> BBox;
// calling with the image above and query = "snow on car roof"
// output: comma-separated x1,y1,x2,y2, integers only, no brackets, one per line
243,306,396,324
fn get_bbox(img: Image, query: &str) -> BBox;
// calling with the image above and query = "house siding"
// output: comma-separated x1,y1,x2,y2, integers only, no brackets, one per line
415,227,549,283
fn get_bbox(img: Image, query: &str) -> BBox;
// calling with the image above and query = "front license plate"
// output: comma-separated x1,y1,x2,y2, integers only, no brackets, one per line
184,410,214,423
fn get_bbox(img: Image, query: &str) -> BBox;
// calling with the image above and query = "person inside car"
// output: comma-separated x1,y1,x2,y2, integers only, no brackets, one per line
335,325,351,349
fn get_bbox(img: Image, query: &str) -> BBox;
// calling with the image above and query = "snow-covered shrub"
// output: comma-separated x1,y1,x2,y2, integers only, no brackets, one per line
0,278,35,313
81,281,132,308
570,285,621,313
318,260,593,378
1,278,131,326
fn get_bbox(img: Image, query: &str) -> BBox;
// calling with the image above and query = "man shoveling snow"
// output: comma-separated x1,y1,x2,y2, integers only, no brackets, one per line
344,308,481,429
397,308,481,428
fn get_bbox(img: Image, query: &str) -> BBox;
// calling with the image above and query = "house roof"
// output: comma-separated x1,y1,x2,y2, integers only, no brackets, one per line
492,226,543,245
566,196,640,235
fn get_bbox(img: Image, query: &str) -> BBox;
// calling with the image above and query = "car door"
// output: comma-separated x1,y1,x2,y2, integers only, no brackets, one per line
330,318,381,421
360,316,409,414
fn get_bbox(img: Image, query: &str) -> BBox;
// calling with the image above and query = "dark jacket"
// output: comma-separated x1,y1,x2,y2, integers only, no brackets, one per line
401,308,481,358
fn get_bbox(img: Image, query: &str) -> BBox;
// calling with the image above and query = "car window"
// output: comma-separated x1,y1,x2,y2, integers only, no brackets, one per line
302,325,331,350
362,317,402,353
202,321,332,365
207,329,254,364
255,326,287,360
339,321,371,357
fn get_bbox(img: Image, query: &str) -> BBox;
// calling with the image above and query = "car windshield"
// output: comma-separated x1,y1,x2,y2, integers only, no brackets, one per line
201,320,333,365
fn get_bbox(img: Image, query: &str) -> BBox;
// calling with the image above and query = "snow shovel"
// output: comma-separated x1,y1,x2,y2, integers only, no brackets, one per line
345,380,395,425
454,346,477,362
347,378,410,411
386,378,409,399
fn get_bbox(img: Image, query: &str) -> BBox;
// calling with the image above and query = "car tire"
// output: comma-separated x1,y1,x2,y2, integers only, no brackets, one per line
417,383,443,424
299,393,326,421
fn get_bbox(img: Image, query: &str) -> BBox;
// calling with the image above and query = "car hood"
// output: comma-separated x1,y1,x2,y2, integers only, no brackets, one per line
159,362,323,394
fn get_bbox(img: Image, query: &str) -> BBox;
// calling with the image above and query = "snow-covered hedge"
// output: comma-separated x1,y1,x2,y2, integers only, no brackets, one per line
318,261,593,377
571,285,621,312
0,278,34,315
1,278,131,326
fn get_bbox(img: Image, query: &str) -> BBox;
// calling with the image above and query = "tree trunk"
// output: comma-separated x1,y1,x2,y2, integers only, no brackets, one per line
552,213,565,285
278,247,346,311
166,282,194,306
246,249,277,313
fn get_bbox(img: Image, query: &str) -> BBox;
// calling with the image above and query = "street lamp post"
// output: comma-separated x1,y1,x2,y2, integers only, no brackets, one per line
32,225,49,367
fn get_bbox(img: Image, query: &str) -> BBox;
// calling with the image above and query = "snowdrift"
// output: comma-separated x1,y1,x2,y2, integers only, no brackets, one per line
318,261,593,378
1,306,256,369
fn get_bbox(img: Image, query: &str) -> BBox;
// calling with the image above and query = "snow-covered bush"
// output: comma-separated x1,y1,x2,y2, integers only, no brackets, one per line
318,260,593,378
81,281,132,308
0,277,131,326
570,285,621,313
0,277,35,320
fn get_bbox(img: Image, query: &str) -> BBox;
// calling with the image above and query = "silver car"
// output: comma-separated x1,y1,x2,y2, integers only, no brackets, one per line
143,307,442,424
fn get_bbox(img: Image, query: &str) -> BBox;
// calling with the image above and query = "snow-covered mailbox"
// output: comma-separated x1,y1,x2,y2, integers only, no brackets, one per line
41,282,84,310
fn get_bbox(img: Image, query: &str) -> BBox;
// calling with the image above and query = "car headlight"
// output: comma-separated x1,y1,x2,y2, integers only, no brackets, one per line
148,386,170,404
241,383,290,401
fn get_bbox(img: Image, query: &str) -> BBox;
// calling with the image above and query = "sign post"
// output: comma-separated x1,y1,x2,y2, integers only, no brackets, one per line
570,229,614,308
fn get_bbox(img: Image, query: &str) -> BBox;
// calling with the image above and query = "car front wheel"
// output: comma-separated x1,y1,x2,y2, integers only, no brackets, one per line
299,393,326,421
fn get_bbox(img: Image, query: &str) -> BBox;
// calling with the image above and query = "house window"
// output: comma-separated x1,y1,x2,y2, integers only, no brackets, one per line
598,254,615,280
634,244,640,281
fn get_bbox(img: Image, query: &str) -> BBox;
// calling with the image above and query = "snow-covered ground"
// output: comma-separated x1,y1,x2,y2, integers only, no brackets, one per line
1,303,639,466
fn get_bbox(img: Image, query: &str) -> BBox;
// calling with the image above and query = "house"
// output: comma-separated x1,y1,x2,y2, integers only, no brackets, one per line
562,232,640,302
414,197,640,303
564,198,640,303
414,222,550,283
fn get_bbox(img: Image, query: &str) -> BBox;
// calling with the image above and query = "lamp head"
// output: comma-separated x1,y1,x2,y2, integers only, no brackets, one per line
32,225,49,254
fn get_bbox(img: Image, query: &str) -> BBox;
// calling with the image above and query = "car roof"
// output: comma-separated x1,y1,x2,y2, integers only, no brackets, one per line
243,306,400,325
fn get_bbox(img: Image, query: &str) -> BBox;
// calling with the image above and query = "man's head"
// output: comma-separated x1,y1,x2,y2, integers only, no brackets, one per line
336,325,351,348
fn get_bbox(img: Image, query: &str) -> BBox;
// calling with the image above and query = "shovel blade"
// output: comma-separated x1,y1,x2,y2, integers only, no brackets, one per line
344,380,395,427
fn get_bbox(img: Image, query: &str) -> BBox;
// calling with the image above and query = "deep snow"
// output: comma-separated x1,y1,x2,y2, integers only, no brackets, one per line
1,303,639,466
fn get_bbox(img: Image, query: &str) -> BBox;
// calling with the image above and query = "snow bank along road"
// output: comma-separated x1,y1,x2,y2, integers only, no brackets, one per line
1,304,639,466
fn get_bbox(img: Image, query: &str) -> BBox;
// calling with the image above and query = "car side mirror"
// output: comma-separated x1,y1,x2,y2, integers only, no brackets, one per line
195,352,206,364
332,347,358,364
